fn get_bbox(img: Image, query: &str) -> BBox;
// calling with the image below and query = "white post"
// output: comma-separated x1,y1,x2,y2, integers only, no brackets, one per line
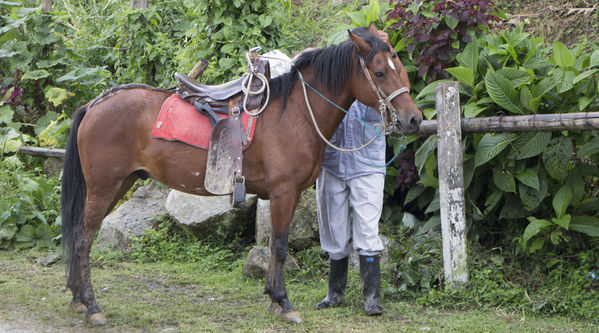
130,0,148,8
436,81,468,288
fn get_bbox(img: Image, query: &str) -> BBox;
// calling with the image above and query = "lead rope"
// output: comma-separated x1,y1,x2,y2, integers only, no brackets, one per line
297,70,382,152
241,50,270,117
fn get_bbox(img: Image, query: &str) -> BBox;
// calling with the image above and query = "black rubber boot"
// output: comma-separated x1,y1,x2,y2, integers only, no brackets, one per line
316,256,348,309
359,254,384,316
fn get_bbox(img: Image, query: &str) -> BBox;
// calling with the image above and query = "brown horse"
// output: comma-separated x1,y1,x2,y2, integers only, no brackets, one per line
61,24,422,325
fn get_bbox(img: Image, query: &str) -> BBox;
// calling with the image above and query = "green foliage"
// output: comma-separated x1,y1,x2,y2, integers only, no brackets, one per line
409,26,599,254
288,245,329,281
0,3,109,124
285,0,360,50
178,0,289,83
387,223,443,293
417,247,599,323
387,0,505,82
129,219,236,272
0,161,61,249
327,0,391,46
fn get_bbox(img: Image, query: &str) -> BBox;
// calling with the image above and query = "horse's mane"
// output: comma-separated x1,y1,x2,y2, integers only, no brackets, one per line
268,27,390,113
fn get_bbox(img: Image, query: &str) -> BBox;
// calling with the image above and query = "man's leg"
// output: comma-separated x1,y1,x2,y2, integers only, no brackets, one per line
348,173,385,315
315,169,351,309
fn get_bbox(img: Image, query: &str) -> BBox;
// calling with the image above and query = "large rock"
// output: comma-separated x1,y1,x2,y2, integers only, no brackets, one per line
255,199,271,246
242,245,299,278
166,190,257,239
255,189,318,251
43,157,62,178
95,182,169,251
243,246,270,277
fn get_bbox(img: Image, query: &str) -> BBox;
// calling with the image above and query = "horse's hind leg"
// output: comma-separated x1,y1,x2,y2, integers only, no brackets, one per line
265,187,303,324
69,174,138,314
70,174,138,325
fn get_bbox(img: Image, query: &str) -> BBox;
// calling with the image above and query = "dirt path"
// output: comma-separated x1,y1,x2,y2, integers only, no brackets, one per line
0,318,48,333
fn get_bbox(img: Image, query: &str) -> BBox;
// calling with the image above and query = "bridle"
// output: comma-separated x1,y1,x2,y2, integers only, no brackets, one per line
358,55,410,134
297,51,411,152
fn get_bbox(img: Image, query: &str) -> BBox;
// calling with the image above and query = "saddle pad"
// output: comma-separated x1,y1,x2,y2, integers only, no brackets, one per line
151,94,256,150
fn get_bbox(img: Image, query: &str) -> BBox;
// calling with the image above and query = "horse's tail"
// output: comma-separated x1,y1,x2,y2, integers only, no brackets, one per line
61,106,87,285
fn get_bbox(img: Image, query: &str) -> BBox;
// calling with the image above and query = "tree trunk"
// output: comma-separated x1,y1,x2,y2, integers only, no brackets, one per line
130,0,148,8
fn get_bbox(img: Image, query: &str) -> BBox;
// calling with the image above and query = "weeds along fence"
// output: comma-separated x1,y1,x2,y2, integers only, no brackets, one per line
18,81,599,288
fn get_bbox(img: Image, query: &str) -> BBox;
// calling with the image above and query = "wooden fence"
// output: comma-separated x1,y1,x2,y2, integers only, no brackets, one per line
18,81,599,288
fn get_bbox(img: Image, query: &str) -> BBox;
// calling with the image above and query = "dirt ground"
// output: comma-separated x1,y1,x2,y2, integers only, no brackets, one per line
495,0,599,47
0,319,52,333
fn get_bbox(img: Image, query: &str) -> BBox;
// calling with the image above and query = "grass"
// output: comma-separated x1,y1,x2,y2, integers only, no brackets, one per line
0,249,597,332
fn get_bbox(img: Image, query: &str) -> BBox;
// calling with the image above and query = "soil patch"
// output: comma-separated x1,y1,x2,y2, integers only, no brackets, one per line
496,0,599,47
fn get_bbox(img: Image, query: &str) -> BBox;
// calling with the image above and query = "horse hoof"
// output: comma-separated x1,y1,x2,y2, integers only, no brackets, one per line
280,311,303,324
69,301,87,313
269,302,282,316
86,312,107,325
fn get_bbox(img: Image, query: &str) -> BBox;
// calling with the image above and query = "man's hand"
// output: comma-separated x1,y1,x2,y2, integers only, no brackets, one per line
377,31,391,45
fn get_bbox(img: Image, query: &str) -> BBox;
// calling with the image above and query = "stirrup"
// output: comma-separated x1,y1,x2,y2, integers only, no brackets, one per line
232,173,246,208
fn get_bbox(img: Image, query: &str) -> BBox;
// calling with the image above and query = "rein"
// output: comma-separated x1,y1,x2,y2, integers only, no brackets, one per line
297,70,382,152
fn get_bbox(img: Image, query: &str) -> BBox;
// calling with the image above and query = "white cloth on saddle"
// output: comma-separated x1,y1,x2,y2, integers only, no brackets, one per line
262,50,292,78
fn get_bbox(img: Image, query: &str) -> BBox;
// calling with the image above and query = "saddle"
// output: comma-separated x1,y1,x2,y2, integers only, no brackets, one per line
174,48,270,207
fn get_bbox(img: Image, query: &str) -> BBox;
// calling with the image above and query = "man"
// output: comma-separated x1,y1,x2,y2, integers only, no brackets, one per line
315,100,386,316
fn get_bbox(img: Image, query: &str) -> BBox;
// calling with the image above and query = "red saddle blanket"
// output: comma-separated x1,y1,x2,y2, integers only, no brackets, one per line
151,94,256,150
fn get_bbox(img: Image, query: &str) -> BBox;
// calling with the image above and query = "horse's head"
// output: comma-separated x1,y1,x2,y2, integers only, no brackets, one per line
349,23,422,135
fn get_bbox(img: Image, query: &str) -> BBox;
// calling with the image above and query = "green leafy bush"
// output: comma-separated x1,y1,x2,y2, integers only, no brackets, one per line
289,245,329,281
387,0,505,82
55,0,189,88
412,27,599,253
0,3,110,124
387,224,443,293
177,0,288,83
130,219,237,272
417,245,599,322
0,161,61,249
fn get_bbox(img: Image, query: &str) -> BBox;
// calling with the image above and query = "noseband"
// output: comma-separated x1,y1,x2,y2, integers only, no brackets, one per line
359,56,410,134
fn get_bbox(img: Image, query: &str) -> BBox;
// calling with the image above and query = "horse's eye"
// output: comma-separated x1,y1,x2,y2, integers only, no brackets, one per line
374,71,385,79
392,52,398,58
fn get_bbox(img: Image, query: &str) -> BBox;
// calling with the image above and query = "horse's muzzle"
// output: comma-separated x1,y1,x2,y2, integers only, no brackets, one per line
394,112,422,135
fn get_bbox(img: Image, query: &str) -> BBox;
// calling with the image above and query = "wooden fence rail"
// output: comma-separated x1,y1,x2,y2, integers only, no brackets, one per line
418,111,599,134
19,146,66,159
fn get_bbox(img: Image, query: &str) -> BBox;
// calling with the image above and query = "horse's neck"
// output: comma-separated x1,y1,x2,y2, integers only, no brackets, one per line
298,76,354,141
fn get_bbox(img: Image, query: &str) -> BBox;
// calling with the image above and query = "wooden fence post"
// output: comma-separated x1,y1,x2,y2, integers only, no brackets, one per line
436,81,469,288
187,59,209,80
130,0,148,8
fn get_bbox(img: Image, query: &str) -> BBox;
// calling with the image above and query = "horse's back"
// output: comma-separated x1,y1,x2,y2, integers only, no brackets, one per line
77,89,210,195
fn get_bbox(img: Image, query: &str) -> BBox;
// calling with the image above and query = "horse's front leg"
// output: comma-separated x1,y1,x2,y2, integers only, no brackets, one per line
265,188,303,324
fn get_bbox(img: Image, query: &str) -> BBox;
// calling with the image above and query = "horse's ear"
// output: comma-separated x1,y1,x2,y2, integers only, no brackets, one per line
348,30,371,55
367,22,378,34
